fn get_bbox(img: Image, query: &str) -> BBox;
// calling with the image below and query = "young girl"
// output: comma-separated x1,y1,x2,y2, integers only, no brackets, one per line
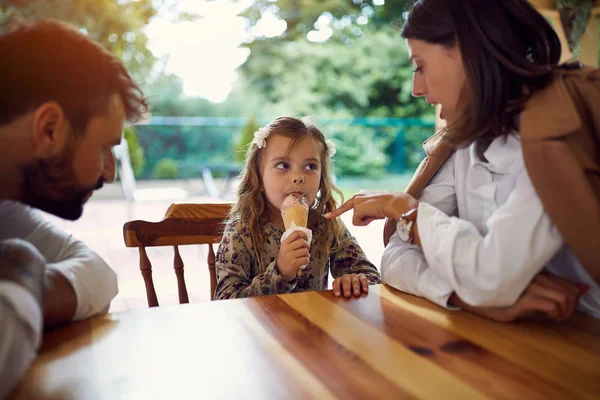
214,117,381,300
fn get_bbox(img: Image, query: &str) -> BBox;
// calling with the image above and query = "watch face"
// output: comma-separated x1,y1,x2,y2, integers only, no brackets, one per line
397,220,411,242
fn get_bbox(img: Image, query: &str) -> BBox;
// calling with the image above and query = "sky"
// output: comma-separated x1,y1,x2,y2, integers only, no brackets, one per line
145,0,287,102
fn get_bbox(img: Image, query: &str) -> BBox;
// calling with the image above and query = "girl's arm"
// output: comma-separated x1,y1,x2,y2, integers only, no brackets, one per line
214,223,296,299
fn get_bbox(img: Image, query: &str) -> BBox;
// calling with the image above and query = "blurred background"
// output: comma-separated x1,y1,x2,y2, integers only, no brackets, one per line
1,0,437,193
1,0,598,310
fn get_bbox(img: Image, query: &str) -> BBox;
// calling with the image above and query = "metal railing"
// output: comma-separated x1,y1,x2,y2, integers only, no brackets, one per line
132,117,436,179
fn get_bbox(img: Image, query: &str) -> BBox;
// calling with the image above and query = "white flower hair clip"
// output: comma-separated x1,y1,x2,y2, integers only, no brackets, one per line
252,127,270,149
326,139,337,158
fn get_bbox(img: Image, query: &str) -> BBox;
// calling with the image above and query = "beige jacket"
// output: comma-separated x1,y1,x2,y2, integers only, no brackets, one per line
384,65,600,284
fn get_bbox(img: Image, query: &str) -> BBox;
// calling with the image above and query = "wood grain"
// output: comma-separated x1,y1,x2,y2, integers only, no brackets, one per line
322,291,577,399
10,285,600,399
280,291,487,399
376,285,600,399
247,296,414,399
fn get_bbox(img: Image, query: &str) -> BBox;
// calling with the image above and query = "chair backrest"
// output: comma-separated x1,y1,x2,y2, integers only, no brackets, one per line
123,202,232,307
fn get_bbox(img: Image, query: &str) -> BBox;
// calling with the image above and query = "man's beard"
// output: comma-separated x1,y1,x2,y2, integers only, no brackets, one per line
18,145,103,221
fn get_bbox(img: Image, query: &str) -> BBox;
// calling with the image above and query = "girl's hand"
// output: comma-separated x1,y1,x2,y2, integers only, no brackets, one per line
450,272,587,322
325,191,418,226
333,273,369,298
277,231,310,282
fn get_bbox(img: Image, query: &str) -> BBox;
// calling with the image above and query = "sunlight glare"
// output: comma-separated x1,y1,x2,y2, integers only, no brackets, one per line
146,0,252,102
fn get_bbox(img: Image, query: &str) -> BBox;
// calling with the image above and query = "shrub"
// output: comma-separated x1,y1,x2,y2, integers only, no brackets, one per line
329,126,390,178
153,158,179,179
234,116,260,164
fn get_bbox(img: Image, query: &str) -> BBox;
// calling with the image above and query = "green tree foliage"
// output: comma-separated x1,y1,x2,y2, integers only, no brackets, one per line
235,0,431,117
329,126,388,177
153,158,179,179
239,0,414,40
234,116,260,164
556,0,595,52
235,19,435,175
241,25,432,119
145,73,268,118
227,0,435,177
0,0,165,83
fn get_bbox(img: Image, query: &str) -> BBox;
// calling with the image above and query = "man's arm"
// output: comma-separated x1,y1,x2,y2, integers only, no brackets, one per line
0,298,40,398
43,268,77,329
0,239,45,397
0,201,118,328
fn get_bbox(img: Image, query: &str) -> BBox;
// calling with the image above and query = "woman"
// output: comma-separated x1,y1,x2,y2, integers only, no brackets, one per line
326,0,599,321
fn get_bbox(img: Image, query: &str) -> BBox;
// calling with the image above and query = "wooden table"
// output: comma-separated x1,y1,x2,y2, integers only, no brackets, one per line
10,285,600,399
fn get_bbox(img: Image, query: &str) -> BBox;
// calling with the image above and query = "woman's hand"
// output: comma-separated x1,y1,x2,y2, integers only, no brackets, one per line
332,273,369,298
325,191,418,226
450,272,588,322
277,231,310,282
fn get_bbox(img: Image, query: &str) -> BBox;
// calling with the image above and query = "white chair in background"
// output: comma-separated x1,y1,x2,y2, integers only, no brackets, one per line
112,140,190,204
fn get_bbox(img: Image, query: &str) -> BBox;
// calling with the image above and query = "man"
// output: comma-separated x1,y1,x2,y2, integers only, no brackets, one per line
0,19,147,397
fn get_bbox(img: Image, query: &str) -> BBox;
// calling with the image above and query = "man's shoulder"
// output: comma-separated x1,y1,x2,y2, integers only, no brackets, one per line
0,201,63,243
0,201,39,236
0,200,28,215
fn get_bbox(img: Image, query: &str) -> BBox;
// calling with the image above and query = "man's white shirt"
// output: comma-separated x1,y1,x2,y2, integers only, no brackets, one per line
0,200,118,397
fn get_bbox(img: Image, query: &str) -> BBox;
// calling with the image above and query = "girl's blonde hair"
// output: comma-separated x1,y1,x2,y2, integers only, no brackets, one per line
228,116,344,272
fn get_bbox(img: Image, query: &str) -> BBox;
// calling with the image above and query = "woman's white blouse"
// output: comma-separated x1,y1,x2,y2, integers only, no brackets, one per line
381,134,599,318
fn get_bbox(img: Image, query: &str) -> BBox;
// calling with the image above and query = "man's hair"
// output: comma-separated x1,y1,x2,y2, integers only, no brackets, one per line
0,19,148,133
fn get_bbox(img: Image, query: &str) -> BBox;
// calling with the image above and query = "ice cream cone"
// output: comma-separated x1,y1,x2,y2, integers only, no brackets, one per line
281,194,309,277
282,205,308,229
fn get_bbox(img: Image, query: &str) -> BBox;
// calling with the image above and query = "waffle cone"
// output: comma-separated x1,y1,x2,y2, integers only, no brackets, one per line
282,205,308,230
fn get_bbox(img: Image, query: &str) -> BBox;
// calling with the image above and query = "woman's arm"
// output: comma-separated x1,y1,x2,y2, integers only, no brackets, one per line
382,231,457,308
379,154,459,308
448,272,584,322
417,168,562,307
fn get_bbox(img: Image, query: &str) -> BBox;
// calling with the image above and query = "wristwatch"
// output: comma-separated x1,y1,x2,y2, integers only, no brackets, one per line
396,207,418,243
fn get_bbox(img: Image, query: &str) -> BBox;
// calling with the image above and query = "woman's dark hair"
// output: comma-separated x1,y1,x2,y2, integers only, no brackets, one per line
402,0,562,146
0,19,148,134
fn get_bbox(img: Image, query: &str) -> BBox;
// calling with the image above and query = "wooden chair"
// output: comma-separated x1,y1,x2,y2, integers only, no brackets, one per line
123,203,232,307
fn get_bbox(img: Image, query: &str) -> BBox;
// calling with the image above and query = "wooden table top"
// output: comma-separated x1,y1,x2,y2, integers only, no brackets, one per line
10,285,600,399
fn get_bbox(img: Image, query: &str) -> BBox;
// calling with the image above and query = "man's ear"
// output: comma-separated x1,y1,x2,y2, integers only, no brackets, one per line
31,102,71,157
